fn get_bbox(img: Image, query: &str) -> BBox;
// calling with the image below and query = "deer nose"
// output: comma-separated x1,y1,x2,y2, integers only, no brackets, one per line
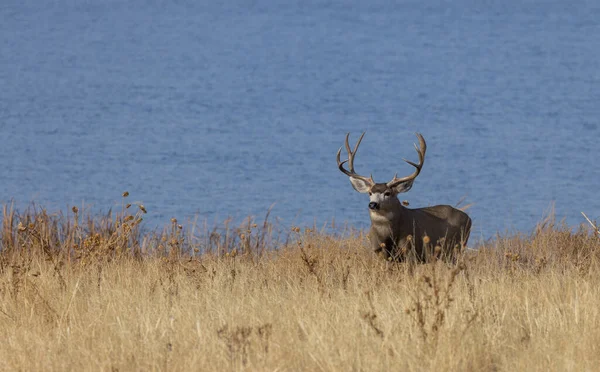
368,202,379,210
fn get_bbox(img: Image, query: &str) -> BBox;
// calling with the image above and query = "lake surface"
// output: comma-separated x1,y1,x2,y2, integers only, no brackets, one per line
1,0,599,241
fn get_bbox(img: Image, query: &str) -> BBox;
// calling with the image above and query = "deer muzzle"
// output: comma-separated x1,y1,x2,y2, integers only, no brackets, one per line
368,202,379,210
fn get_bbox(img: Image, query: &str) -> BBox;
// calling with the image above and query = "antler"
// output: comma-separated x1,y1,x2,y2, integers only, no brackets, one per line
387,133,427,189
337,132,375,186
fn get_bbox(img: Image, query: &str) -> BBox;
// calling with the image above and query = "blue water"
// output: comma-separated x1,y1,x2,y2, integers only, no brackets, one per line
1,1,599,241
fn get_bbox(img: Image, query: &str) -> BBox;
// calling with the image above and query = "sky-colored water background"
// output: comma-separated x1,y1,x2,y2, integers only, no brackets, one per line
1,1,599,241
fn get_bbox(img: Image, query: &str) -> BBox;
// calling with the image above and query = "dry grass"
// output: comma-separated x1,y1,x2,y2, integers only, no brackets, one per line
1,197,600,371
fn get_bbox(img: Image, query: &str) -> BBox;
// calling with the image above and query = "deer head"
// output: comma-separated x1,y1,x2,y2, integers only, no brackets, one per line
336,132,427,212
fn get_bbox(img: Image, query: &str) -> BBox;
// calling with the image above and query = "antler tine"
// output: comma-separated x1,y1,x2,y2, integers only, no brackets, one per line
344,132,365,173
337,132,374,185
387,133,427,187
336,147,347,169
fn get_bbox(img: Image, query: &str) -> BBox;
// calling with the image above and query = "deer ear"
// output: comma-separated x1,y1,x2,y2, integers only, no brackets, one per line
349,177,371,193
390,180,414,194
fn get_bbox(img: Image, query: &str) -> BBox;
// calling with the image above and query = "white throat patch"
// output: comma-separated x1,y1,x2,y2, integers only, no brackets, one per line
369,209,394,223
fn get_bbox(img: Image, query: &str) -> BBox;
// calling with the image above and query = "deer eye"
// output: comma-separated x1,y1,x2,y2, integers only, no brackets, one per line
368,192,372,196
384,192,391,197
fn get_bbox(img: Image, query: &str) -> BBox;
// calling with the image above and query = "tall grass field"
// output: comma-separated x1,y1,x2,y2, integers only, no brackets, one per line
1,195,599,371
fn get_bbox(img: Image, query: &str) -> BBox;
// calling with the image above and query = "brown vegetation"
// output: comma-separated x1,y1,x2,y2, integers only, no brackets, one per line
1,197,599,371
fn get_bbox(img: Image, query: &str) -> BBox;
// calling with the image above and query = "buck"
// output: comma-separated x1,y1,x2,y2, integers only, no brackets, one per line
337,132,471,261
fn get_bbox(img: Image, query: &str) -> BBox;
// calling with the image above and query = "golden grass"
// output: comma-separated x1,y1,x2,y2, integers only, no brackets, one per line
1,198,599,371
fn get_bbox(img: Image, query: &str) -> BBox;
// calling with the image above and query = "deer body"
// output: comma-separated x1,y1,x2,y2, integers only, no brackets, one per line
369,201,471,261
337,132,471,261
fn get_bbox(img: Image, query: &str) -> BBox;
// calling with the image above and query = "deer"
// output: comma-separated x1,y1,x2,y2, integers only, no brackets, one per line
337,132,471,262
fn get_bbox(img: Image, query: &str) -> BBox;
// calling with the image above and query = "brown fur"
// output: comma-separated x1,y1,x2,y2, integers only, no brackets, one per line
368,188,472,261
